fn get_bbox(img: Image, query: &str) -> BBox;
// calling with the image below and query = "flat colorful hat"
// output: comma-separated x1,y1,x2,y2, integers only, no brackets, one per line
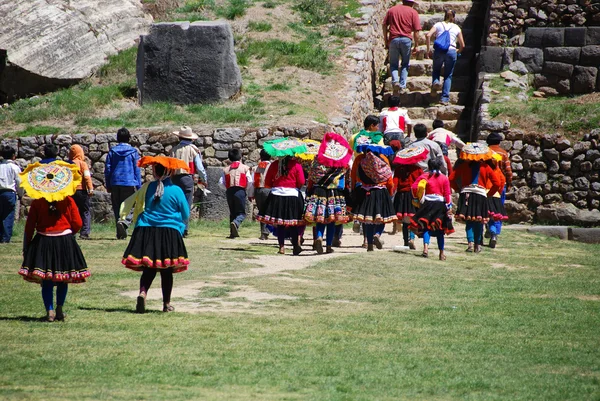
19,161,82,202
355,144,395,157
393,146,430,165
295,139,321,162
317,132,352,168
459,142,494,161
139,156,190,171
263,137,307,158
352,130,384,151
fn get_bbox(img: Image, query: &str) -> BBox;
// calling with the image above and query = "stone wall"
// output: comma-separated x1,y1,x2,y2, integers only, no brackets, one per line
475,74,600,226
486,0,600,47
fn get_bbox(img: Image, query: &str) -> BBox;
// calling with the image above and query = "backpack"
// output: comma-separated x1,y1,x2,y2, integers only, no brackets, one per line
359,152,392,184
433,23,451,52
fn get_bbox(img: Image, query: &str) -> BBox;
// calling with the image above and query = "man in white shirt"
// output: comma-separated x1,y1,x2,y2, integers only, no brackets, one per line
428,119,465,156
0,146,21,243
379,96,412,147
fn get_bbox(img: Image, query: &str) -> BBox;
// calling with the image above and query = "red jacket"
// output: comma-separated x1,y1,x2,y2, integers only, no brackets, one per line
411,172,452,204
393,164,423,193
264,159,305,189
449,161,502,197
24,197,82,247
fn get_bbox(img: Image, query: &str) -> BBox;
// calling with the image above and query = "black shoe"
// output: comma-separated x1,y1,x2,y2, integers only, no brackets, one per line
332,237,342,247
314,238,324,255
79,235,91,240
489,235,497,249
116,221,127,239
136,296,145,314
259,233,269,240
293,244,303,255
484,229,491,239
230,222,239,238
373,235,384,250
183,230,189,238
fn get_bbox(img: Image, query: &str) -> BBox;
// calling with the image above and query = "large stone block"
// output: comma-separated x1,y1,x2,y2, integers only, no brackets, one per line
569,228,600,242
526,226,569,240
586,27,600,45
198,166,252,221
524,27,545,47
542,28,565,47
513,47,543,73
572,66,598,94
542,61,574,78
544,47,581,64
565,27,587,46
580,45,600,66
478,47,504,73
138,21,242,105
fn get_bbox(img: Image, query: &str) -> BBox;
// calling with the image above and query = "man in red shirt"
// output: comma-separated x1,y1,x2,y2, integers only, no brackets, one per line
383,0,422,95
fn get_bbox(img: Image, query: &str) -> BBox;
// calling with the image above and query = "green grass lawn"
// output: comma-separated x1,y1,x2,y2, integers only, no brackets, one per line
0,221,599,400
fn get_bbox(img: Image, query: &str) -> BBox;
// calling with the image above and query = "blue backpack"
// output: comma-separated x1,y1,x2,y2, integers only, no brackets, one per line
433,23,451,52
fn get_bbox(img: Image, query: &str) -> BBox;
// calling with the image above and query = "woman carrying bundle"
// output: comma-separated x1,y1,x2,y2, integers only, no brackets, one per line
304,133,353,254
449,143,502,253
409,158,454,260
351,145,397,252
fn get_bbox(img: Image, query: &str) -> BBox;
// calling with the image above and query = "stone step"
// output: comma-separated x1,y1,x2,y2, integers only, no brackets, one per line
377,90,469,108
407,57,472,77
403,104,466,120
415,1,480,15
420,13,480,30
409,118,459,133
405,75,471,92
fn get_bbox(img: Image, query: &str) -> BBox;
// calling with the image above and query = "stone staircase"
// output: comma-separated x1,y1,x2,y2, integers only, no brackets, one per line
376,0,485,138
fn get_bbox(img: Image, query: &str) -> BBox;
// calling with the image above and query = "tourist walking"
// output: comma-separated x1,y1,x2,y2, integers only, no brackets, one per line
105,128,142,239
410,123,448,175
121,156,190,313
383,0,422,95
0,146,21,243
251,150,272,240
450,143,502,253
351,145,397,251
219,149,253,239
379,95,412,146
426,10,465,105
485,133,512,248
409,158,454,260
68,145,94,240
18,161,91,322
304,133,352,254
169,126,207,237
256,153,306,255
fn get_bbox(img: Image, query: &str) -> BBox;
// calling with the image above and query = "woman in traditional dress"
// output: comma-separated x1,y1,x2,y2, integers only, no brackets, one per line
18,161,91,322
450,143,503,253
304,133,353,254
351,145,397,251
121,156,190,313
409,158,454,260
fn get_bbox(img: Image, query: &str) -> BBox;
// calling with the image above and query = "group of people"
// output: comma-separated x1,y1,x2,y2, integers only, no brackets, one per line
383,0,466,105
0,113,511,320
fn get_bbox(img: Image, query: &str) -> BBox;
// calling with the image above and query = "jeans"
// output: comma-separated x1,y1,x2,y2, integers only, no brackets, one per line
72,189,91,237
316,222,336,246
432,49,457,102
172,174,195,231
226,187,247,228
423,230,445,250
389,36,413,88
466,221,484,244
0,190,16,243
254,188,271,235
487,187,506,236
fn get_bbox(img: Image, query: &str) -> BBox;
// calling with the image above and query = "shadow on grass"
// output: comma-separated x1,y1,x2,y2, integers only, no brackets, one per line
0,315,48,322
217,247,263,252
78,306,161,314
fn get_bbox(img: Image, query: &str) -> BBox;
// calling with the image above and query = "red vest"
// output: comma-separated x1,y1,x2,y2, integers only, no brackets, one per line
223,162,250,189
253,161,271,188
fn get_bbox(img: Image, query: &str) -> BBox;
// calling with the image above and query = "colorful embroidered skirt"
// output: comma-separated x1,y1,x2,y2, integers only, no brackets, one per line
304,187,349,224
351,187,397,224
456,192,490,223
19,234,90,283
122,227,189,273
394,190,416,219
257,191,306,226
409,200,455,236
487,196,508,221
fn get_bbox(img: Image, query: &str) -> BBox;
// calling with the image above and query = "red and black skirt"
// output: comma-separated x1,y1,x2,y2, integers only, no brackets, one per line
122,226,189,273
409,200,455,236
351,187,397,224
455,192,490,223
19,234,90,283
257,191,306,227
488,197,508,221
394,190,416,220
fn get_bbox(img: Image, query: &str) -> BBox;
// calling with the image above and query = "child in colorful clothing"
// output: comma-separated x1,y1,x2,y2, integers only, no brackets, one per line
409,158,454,260
485,132,512,248
18,161,90,322
257,156,306,255
121,156,190,313
69,145,94,240
304,133,353,254
379,95,412,146
251,150,272,240
392,146,424,249
220,149,253,239
351,145,397,251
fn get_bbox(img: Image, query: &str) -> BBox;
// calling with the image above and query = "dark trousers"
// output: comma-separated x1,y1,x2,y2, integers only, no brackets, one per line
72,189,91,236
140,269,173,304
172,174,194,230
254,188,271,235
110,186,136,231
226,187,247,228
0,190,16,243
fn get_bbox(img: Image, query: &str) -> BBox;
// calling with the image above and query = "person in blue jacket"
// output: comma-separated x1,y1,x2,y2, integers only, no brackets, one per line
121,156,190,314
105,127,142,239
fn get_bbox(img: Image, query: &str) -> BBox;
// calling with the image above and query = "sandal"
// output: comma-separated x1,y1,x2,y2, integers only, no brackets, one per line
163,304,175,312
314,238,324,255
55,307,66,321
326,246,334,254
466,242,474,253
45,310,56,322
439,253,446,261
422,251,428,258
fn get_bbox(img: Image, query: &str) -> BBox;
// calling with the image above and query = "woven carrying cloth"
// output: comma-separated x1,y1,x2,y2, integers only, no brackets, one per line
459,142,494,161
317,132,352,168
393,146,430,165
19,161,81,203
360,152,392,184
263,137,307,158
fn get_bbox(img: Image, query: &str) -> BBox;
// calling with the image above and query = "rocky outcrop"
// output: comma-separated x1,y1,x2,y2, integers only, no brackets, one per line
0,0,152,102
